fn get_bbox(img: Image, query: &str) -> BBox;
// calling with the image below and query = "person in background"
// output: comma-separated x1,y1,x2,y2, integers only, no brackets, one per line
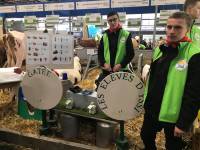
184,0,200,135
184,0,200,47
97,11,134,81
140,12,200,150
147,39,153,50
140,38,147,49
157,36,165,47
132,36,140,50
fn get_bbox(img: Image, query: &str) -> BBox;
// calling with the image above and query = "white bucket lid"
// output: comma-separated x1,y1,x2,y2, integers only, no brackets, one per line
21,66,63,110
97,72,144,121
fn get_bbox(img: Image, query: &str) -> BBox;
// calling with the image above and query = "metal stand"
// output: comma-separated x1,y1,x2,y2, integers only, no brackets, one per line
48,109,57,127
82,54,92,80
40,110,51,135
116,121,129,150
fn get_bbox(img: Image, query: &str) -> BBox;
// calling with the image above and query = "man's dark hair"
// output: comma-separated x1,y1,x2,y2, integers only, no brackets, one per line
168,11,193,29
184,0,200,11
107,11,119,18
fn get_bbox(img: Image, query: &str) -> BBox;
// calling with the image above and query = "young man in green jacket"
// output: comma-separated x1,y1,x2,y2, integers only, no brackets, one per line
184,0,200,135
97,12,134,82
141,12,200,150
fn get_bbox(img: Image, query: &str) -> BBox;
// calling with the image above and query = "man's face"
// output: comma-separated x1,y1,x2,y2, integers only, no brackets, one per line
187,2,200,19
107,15,119,29
166,18,188,42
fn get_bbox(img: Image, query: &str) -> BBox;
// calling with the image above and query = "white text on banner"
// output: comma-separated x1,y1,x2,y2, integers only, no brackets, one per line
0,6,16,13
111,0,149,8
152,0,185,5
44,2,74,11
17,4,43,12
76,0,109,10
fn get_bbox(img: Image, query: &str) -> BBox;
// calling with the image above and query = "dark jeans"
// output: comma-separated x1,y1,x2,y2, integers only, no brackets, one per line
140,113,185,150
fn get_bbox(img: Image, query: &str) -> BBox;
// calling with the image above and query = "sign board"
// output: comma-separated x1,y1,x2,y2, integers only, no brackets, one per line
85,13,101,25
76,0,109,10
152,0,184,5
24,16,37,31
17,4,43,12
45,15,59,28
0,6,16,13
44,2,74,11
72,16,84,27
159,9,179,25
96,19,107,27
97,72,144,121
25,31,74,69
21,66,63,110
127,18,141,26
118,12,126,22
111,0,149,8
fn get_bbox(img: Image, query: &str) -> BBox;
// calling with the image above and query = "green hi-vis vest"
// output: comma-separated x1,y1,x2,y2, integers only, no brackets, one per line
144,42,200,123
188,25,200,47
103,29,130,70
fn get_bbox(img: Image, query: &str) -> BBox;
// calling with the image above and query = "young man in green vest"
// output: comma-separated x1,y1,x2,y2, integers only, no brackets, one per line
97,11,134,82
140,12,200,150
184,0,200,47
184,0,200,129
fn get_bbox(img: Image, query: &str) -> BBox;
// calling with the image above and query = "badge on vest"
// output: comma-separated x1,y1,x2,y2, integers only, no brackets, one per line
120,37,126,43
175,59,188,71
194,33,200,41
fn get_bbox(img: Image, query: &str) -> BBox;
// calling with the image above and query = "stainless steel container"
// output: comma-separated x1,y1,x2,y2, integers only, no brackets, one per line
60,114,79,139
96,122,114,148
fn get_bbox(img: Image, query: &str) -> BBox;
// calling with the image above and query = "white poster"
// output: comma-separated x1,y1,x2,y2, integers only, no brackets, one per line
111,0,149,8
152,0,185,5
0,6,16,13
17,4,43,12
76,0,109,10
26,32,74,69
26,32,50,66
44,2,74,11
51,34,74,65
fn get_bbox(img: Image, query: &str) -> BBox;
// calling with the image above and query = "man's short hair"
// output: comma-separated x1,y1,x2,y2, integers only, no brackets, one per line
107,11,119,18
184,0,200,11
168,11,193,29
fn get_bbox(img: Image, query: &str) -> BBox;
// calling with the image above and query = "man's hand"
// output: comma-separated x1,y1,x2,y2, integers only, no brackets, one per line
113,64,121,72
103,63,112,72
174,126,185,137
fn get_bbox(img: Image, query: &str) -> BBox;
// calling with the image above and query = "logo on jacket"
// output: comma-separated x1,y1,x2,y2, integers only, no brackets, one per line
120,37,126,43
194,33,200,41
175,59,188,71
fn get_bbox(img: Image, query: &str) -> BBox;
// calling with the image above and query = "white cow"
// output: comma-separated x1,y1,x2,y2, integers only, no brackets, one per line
3,31,26,68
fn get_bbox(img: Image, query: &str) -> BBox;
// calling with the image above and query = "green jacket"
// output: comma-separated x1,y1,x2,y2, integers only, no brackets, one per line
103,29,130,70
188,25,200,47
145,42,200,123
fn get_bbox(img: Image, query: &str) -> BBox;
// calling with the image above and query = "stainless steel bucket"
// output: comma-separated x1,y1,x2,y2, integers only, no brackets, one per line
96,122,114,148
60,114,79,139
